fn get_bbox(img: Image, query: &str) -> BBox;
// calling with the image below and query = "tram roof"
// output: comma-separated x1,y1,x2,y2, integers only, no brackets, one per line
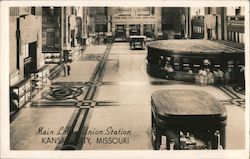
148,40,244,54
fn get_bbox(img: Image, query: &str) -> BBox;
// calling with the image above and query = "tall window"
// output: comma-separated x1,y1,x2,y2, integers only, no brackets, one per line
207,7,211,14
31,7,36,15
151,7,155,15
47,31,55,48
235,7,240,16
63,7,66,44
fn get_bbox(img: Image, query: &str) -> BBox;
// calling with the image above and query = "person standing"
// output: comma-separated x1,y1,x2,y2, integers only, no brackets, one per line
224,69,231,84
213,69,219,85
63,64,67,77
67,63,71,76
207,69,214,85
198,69,203,85
201,68,208,85
218,69,224,85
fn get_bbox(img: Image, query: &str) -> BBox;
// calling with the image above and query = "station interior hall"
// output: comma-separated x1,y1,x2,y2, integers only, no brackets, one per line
8,6,246,151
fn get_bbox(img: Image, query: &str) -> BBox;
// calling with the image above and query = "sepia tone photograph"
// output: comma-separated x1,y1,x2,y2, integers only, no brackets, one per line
1,1,249,159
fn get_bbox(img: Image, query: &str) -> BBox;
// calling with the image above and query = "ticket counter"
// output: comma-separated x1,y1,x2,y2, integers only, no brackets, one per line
151,90,227,150
147,40,244,84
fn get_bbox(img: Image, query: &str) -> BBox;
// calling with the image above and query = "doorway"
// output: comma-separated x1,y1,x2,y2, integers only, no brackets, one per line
129,24,140,36
207,29,212,40
26,41,37,75
115,25,126,40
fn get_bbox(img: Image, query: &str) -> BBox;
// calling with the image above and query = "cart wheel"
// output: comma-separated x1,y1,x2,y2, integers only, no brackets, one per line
151,116,161,150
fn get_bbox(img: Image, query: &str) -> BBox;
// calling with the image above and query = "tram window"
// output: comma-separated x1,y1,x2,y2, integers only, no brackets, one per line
183,64,189,66
193,64,200,73
214,64,221,69
227,60,234,68
173,57,180,64
183,64,190,71
238,65,244,69
165,57,171,65
213,59,221,69
183,58,190,63
191,58,201,73
173,57,180,71
182,58,190,71
173,63,180,71
204,59,211,67
227,60,234,65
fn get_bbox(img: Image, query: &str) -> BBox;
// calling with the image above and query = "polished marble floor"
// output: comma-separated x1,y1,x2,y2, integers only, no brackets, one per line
10,43,245,150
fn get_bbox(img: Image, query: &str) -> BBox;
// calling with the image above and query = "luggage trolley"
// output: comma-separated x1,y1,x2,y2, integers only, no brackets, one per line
151,89,227,150
129,35,146,50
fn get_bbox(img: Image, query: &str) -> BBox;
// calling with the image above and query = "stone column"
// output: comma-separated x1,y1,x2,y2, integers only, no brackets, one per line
140,23,144,35
126,24,129,39
107,16,111,33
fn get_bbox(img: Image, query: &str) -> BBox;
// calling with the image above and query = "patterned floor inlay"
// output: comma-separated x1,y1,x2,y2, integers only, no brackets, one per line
42,86,83,100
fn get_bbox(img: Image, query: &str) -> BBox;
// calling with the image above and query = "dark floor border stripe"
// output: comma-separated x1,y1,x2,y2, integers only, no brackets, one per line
89,45,111,81
55,44,112,150
55,108,81,150
76,108,94,149
78,44,112,149
221,86,237,99
223,86,241,99
62,109,89,149
31,102,77,106
222,86,238,99
84,86,97,101
62,109,83,146
233,85,245,95
218,86,235,99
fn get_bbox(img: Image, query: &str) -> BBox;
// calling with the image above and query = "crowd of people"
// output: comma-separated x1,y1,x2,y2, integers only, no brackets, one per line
147,55,240,86
193,68,232,86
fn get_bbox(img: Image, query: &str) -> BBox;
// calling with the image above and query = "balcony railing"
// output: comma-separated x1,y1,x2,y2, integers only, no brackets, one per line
228,15,244,21
191,15,204,20
227,16,245,24
113,15,156,20
191,16,204,26
227,16,244,27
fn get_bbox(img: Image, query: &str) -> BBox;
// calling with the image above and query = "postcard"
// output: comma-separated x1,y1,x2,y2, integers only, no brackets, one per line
0,0,249,159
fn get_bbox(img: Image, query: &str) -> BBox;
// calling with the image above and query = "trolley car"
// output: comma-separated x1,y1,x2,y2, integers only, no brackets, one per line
151,89,227,150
